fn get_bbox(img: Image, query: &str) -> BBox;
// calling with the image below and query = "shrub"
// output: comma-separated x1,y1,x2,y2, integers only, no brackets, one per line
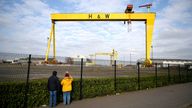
0,74,192,108
0,82,26,108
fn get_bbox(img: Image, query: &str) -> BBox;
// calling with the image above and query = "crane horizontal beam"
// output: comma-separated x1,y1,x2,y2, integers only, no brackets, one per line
95,53,113,55
139,3,152,8
51,13,155,21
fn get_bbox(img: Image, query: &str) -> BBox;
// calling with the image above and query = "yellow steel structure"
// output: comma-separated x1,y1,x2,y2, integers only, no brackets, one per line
94,49,118,65
45,12,156,66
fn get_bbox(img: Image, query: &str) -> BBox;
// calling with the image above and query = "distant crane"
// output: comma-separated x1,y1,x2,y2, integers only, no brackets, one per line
139,3,152,12
88,49,118,66
94,49,118,65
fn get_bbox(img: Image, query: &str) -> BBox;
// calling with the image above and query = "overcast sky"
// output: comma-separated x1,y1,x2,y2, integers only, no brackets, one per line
0,0,192,61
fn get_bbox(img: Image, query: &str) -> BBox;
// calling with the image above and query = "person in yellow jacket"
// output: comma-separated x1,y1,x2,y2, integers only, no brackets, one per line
61,71,73,105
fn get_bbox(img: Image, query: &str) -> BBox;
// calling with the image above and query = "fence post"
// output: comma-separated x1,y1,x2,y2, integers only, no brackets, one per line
114,60,117,93
137,62,140,90
24,54,31,108
186,65,189,82
178,64,181,82
155,63,157,87
79,58,83,100
168,64,170,84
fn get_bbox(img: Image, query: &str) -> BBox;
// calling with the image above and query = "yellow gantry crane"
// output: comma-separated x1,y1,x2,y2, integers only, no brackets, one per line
45,4,156,66
89,49,118,65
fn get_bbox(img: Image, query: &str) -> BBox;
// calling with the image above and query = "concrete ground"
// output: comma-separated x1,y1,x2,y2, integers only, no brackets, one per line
42,82,192,108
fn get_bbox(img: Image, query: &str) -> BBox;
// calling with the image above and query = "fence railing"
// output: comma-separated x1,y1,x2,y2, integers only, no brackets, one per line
0,53,192,108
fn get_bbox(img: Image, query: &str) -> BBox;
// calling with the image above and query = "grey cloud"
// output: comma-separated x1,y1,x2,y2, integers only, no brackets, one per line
68,0,126,13
156,47,192,59
0,0,192,61
152,0,192,59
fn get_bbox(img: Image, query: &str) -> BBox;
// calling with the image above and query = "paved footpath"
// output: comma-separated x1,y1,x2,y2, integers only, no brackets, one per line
42,82,192,108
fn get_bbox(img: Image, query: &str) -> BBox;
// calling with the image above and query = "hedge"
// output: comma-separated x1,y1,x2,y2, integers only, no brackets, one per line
0,74,192,108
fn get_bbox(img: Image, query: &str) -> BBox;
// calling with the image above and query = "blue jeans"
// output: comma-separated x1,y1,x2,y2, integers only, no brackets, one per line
63,92,71,105
49,91,57,107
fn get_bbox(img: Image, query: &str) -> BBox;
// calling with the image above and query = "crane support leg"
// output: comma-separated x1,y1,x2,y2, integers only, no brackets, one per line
145,17,155,66
53,22,56,60
45,22,54,62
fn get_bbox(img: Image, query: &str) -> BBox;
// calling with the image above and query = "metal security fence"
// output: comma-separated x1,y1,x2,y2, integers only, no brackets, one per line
0,53,29,82
0,53,192,107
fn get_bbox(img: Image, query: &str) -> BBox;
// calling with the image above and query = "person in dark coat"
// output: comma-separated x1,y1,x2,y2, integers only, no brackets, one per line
48,71,60,107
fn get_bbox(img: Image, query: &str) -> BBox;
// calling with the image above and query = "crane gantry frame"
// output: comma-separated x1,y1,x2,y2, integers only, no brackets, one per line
89,49,118,65
45,12,156,66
